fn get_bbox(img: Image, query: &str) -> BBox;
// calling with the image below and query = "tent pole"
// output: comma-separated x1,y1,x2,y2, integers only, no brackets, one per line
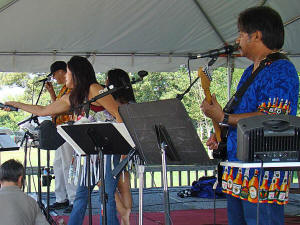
227,55,233,100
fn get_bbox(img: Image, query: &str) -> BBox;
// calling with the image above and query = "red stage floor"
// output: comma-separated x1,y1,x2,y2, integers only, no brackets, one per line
53,208,300,225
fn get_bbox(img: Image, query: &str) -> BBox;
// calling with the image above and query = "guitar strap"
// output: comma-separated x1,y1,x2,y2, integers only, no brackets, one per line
223,52,289,113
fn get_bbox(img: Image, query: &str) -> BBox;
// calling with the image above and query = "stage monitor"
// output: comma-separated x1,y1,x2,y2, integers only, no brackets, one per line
237,115,300,162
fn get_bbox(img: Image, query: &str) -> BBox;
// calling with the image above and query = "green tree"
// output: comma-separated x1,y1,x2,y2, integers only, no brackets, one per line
0,72,54,130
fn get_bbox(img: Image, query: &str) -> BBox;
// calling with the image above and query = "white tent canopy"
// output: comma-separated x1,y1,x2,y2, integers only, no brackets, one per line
0,0,299,72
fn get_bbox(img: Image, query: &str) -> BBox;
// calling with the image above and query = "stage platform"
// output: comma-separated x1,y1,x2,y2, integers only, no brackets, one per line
38,187,300,225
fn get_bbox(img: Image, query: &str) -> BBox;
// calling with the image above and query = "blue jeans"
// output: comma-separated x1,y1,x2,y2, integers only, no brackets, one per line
68,154,120,225
226,195,284,225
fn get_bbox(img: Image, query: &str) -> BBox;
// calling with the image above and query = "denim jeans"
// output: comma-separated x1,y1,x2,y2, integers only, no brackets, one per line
68,154,120,225
226,195,284,225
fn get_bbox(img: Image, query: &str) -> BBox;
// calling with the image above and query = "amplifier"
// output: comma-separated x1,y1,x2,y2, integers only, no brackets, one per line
237,115,300,162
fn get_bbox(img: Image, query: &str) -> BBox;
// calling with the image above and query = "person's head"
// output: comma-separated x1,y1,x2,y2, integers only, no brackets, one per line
50,61,67,85
66,56,98,114
236,6,284,57
106,69,135,104
0,159,25,189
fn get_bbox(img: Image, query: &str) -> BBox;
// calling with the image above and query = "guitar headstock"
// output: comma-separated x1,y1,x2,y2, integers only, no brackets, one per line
198,66,212,91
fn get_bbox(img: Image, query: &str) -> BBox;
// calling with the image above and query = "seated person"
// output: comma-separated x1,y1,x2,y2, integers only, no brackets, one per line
0,159,49,225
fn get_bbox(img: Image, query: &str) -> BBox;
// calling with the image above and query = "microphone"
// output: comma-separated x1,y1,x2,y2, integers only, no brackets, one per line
138,70,148,79
36,73,52,83
0,103,18,111
190,44,239,59
131,70,148,84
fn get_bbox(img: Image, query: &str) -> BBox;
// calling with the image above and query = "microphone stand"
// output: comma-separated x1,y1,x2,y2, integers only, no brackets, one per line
77,71,147,109
18,115,39,126
19,77,57,225
76,76,141,111
78,86,125,110
176,57,218,101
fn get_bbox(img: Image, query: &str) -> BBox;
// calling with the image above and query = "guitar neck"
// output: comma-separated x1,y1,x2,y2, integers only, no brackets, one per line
202,90,222,143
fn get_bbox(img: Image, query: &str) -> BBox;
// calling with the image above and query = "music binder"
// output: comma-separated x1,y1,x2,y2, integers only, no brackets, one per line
57,121,135,156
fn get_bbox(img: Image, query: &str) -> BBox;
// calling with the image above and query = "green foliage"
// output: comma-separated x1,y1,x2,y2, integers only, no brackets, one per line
0,72,55,130
0,68,299,154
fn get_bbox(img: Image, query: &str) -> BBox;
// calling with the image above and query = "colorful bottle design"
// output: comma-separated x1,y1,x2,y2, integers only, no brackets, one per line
275,99,284,114
227,168,234,195
248,169,259,203
269,97,279,114
274,171,281,202
232,168,243,197
259,171,269,203
268,171,280,203
278,99,284,109
287,101,291,114
278,171,288,204
282,100,289,114
267,98,272,108
222,166,229,192
240,168,250,200
285,173,291,204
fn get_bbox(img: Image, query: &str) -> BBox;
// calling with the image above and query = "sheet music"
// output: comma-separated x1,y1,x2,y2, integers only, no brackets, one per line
57,121,135,156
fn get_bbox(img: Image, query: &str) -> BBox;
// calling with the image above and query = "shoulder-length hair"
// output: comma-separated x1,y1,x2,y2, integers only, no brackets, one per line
67,56,98,114
107,69,135,104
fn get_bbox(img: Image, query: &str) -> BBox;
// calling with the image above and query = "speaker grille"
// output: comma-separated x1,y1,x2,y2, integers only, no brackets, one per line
248,128,300,162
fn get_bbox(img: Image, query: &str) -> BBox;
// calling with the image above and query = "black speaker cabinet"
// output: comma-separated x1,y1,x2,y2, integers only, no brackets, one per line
237,115,300,162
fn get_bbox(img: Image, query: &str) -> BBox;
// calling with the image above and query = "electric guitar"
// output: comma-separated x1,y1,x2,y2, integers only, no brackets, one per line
198,66,227,160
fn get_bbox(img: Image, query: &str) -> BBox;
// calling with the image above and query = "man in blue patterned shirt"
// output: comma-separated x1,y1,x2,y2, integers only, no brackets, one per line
201,6,299,225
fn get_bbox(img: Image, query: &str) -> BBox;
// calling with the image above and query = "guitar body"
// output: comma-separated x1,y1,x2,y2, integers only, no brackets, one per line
198,67,227,160
212,127,227,160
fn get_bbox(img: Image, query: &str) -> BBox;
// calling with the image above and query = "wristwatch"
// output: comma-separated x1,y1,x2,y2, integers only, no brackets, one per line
219,113,230,126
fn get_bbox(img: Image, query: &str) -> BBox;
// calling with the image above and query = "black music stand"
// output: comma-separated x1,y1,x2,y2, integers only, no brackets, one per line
57,122,133,225
119,98,210,225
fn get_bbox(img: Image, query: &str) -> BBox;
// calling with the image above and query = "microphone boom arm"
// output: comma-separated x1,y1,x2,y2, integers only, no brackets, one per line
177,57,218,101
75,75,146,111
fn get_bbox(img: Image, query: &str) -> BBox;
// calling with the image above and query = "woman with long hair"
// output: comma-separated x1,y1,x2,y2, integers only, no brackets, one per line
106,69,134,225
3,56,122,225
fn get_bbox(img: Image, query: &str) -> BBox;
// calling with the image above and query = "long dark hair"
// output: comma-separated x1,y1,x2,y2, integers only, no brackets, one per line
107,69,135,104
67,56,98,114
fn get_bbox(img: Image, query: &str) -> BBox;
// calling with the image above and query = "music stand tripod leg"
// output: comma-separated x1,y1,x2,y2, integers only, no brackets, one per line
160,144,171,225
37,147,57,225
46,149,50,217
98,149,107,225
86,129,108,225
87,154,93,225
137,162,145,225
23,134,29,192
38,147,42,207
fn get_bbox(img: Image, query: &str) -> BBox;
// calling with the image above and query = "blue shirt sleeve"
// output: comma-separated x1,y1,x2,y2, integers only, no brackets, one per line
256,60,299,115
